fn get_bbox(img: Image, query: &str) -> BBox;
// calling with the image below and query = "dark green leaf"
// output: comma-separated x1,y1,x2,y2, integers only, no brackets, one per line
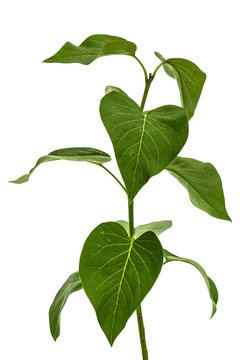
43,34,136,64
116,220,172,237
155,52,206,120
166,156,231,221
100,91,188,201
49,272,82,341
9,147,111,184
163,249,218,318
79,222,163,345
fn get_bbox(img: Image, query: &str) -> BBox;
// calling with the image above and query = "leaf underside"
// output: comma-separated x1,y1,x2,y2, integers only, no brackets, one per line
79,222,163,345
49,272,82,341
155,52,206,120
163,249,218,318
166,156,231,221
9,147,111,184
100,90,188,201
43,34,136,64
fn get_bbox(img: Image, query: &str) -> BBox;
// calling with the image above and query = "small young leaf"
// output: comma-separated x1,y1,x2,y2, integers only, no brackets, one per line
116,220,172,238
9,147,111,184
43,34,136,64
155,53,206,120
166,156,231,221
100,91,188,201
79,222,163,345
163,249,218,318
49,272,82,341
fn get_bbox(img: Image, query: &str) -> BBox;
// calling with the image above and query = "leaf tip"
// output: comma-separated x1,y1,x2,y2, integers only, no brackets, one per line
226,214,232,222
8,174,30,184
50,331,59,342
210,305,217,319
42,57,51,63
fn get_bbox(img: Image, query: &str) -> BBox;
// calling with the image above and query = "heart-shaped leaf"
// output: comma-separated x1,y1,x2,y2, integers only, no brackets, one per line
163,249,218,318
49,272,82,341
79,222,163,345
166,156,231,221
43,34,136,64
155,52,206,120
116,220,172,237
100,91,188,201
9,147,111,184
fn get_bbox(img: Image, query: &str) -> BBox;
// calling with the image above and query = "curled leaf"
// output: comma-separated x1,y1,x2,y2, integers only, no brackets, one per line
43,34,136,64
10,147,111,184
49,272,82,341
164,249,218,318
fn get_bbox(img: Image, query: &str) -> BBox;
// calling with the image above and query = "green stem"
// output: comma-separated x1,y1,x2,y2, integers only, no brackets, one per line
134,56,148,82
140,76,153,110
128,200,148,359
136,304,149,360
152,62,164,79
130,75,155,360
93,163,127,194
128,199,134,237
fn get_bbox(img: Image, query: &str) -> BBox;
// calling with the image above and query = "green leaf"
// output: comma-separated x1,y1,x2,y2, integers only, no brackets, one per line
163,249,218,318
116,220,130,235
105,86,127,96
9,147,111,184
116,220,172,238
49,272,82,341
155,52,206,120
166,156,231,221
135,220,172,237
79,222,163,345
43,34,136,64
100,91,188,201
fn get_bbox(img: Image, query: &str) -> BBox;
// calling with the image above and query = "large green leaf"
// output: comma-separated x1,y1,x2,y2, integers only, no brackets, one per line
49,272,82,341
43,34,136,64
79,222,163,345
100,91,188,201
155,52,206,120
116,220,172,238
163,249,218,318
166,156,231,221
9,147,111,184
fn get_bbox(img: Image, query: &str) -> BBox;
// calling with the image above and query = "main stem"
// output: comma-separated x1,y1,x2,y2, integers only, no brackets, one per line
129,73,154,360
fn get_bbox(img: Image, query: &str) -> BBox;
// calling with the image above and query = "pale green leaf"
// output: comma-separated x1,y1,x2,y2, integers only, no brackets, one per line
9,147,111,184
116,220,172,238
100,91,188,201
49,272,82,341
43,34,136,64
155,52,206,119
135,220,172,237
105,86,127,96
79,222,163,345
166,156,231,221
163,249,218,318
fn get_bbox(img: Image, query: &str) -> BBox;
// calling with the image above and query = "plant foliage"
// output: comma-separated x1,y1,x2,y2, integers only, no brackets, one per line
11,34,230,359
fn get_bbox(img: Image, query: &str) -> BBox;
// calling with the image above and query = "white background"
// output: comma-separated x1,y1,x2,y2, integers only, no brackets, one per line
1,0,239,359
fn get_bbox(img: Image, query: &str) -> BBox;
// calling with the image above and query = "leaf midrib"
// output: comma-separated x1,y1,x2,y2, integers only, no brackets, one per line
110,236,134,343
130,113,147,199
